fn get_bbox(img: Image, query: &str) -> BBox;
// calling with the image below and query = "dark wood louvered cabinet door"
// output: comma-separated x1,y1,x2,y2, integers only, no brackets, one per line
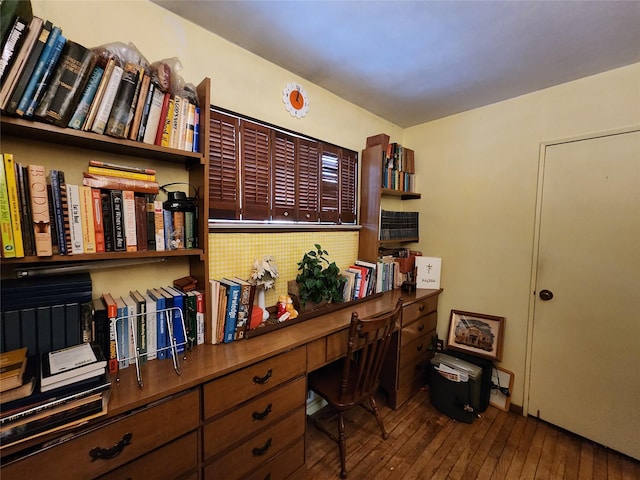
272,132,297,221
241,120,271,220
340,148,357,224
319,143,340,223
297,138,320,222
209,111,240,219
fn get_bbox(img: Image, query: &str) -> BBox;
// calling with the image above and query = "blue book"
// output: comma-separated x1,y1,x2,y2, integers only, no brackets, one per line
162,286,186,353
47,169,66,255
24,32,67,117
147,288,167,360
192,106,200,152
15,26,63,117
67,63,104,129
218,279,241,344
115,297,129,369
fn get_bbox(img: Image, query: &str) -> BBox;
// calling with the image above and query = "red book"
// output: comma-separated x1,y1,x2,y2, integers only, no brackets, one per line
154,92,171,146
100,292,118,374
91,188,105,252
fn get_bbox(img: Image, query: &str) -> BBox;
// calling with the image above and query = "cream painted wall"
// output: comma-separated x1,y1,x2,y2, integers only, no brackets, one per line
403,63,640,407
28,1,640,408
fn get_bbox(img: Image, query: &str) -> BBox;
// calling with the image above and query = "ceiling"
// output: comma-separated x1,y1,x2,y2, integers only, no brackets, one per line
153,1,640,128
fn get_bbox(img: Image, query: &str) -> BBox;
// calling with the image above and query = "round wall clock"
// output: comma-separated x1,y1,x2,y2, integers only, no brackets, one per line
283,82,309,118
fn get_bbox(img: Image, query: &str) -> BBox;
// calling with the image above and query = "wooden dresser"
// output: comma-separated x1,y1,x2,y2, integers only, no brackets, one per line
0,289,441,479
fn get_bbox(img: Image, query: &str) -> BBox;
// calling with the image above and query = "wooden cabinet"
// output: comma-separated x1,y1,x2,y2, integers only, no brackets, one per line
0,77,212,317
358,143,421,262
202,348,307,479
381,294,439,409
1,389,200,479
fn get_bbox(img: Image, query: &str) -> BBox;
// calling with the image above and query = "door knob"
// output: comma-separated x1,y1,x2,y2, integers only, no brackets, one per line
539,289,554,301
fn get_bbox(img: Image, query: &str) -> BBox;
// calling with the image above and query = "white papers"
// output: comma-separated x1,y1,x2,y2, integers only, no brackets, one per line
416,256,441,289
435,363,469,382
48,343,97,375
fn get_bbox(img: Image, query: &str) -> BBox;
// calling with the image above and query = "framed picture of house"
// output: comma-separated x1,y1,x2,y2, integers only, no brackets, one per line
446,310,505,361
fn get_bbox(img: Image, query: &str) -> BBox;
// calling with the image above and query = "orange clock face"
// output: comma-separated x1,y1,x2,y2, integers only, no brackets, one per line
289,89,305,110
283,82,309,118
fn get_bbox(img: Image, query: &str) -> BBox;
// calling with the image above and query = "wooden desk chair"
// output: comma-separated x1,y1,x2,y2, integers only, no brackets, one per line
307,298,403,478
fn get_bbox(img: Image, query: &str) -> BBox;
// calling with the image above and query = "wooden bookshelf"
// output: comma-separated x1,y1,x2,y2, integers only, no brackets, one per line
358,142,421,262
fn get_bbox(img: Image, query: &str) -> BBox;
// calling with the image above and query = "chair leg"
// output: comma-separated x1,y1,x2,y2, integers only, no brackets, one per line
338,411,347,479
369,394,389,440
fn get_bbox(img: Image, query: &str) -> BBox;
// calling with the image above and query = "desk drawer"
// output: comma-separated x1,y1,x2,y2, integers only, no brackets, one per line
1,389,199,480
399,334,432,369
203,348,306,419
402,296,438,325
244,436,305,480
203,376,306,459
204,408,306,480
400,312,437,348
97,431,198,480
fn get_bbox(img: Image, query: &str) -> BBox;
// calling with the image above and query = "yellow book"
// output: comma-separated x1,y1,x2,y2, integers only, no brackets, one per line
0,347,28,392
0,155,16,257
79,185,96,253
160,97,174,148
3,154,24,257
87,165,156,182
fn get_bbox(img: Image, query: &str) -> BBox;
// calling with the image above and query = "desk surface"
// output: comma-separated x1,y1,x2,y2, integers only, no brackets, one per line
107,288,442,417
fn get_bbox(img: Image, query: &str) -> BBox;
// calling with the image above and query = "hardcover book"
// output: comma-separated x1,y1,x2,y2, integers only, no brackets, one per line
100,190,114,252
218,279,241,344
0,16,44,110
91,188,105,253
115,296,129,369
109,190,126,252
0,16,28,83
146,288,167,360
153,200,165,251
130,290,147,364
78,185,96,253
230,277,255,340
90,63,123,135
47,169,67,255
136,81,156,142
34,40,97,126
0,154,17,258
0,347,28,393
82,54,115,131
82,173,159,195
58,174,73,255
128,72,150,140
4,19,51,115
65,183,83,255
27,164,53,256
134,194,147,251
3,153,24,257
161,286,186,353
15,162,35,256
14,23,62,117
100,292,118,374
415,256,442,290
142,86,165,144
41,343,106,390
91,297,110,371
142,291,157,361
105,62,142,138
67,61,104,129
122,190,137,252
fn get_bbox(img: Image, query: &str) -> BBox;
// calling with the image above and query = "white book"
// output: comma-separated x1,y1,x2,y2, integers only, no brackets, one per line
143,291,158,360
169,94,182,149
66,184,84,254
415,256,442,290
153,200,165,251
209,279,220,345
122,190,137,251
91,64,123,134
122,294,138,364
142,88,165,144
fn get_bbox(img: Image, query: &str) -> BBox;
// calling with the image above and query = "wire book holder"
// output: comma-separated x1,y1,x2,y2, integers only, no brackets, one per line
114,306,188,389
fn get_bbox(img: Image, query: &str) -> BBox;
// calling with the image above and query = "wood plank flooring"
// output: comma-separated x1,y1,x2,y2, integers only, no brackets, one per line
305,388,640,479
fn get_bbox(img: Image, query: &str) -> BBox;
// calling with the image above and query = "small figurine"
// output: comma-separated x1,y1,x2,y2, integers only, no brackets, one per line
277,294,298,322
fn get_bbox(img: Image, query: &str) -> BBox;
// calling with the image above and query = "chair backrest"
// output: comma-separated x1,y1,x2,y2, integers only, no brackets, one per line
339,298,403,403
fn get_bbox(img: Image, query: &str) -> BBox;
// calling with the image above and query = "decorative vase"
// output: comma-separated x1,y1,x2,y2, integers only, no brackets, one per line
257,287,269,321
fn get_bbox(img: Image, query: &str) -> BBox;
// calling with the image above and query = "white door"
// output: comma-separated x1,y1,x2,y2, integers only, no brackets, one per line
528,129,640,460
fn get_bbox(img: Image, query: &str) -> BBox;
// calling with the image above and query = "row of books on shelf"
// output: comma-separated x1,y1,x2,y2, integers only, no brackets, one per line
0,15,200,152
384,142,415,174
382,167,415,192
0,156,198,258
209,278,257,344
100,286,205,372
341,257,411,301
379,210,419,241
0,344,110,451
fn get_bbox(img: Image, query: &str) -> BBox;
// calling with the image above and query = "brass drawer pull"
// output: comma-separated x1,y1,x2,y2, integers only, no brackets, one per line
418,323,425,332
252,438,272,457
417,342,424,352
252,403,273,421
418,304,425,312
89,432,133,461
253,368,273,385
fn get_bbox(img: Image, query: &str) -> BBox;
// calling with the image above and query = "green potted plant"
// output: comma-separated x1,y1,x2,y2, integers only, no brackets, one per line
294,244,346,309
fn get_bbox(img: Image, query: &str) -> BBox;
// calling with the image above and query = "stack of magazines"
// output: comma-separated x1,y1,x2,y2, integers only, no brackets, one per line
0,343,110,450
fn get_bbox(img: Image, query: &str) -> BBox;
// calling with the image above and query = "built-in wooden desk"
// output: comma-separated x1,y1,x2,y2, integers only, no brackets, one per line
1,288,441,479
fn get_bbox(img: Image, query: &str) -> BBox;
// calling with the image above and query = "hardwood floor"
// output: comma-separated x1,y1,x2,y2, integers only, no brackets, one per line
305,388,640,479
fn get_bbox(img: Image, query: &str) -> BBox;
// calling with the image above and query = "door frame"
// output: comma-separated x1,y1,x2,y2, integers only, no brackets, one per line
523,125,640,417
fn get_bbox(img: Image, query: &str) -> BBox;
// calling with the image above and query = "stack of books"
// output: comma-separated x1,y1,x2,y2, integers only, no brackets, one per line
0,343,110,450
0,347,36,403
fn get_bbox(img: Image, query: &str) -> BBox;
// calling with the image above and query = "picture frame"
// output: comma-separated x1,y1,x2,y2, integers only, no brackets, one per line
446,310,505,361
490,366,514,411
